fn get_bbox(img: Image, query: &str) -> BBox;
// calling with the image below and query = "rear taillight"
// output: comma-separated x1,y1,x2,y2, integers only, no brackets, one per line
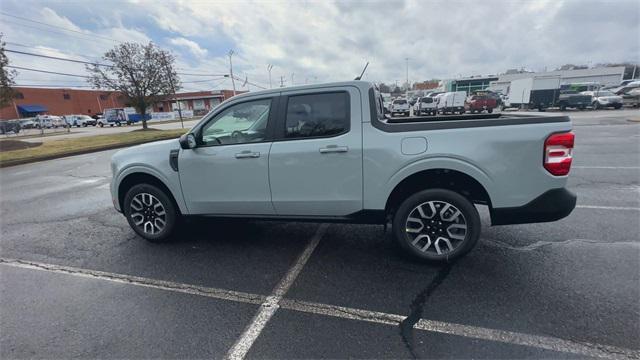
544,131,574,176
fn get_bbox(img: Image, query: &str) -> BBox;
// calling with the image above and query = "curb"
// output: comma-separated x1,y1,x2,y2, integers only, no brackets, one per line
0,136,181,168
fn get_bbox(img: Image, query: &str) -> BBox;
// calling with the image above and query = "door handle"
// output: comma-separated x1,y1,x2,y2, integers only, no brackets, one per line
235,151,260,159
319,145,349,154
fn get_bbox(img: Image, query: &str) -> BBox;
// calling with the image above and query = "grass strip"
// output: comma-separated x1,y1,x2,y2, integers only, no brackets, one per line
0,129,186,168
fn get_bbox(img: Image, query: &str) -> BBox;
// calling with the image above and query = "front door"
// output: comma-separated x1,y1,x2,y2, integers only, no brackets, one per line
268,88,363,216
179,97,277,215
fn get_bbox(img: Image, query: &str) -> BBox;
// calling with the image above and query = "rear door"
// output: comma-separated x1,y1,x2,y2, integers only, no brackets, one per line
268,87,363,216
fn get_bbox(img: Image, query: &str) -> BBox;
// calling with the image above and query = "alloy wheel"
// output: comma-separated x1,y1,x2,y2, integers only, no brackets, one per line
129,193,167,235
404,200,467,255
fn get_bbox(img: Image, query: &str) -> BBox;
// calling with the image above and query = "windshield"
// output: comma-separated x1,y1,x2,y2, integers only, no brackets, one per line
595,91,615,96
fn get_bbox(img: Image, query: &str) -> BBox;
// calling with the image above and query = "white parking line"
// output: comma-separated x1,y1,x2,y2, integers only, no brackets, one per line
1,256,638,359
0,258,265,305
281,299,639,359
576,205,640,211
225,224,328,360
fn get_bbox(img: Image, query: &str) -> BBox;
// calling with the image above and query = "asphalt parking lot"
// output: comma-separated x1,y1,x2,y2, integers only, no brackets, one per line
1,110,638,359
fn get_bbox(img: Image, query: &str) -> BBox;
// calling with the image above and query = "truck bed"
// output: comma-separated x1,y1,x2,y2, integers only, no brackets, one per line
378,112,569,131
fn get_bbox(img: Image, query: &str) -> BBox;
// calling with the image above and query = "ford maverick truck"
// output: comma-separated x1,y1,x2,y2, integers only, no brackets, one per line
110,81,576,262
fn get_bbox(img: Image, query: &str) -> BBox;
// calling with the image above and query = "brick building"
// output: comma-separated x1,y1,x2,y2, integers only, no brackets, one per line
153,90,245,116
0,87,127,120
1,87,244,120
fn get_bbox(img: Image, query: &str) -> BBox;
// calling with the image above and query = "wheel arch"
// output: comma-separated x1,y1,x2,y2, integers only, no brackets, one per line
117,171,184,215
385,168,492,217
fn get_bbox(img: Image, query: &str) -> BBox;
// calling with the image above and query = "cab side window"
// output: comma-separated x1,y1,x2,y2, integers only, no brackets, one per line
285,92,349,139
200,99,271,146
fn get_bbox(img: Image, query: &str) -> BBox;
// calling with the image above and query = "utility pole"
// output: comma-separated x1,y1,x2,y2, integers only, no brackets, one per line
267,64,274,89
291,72,295,86
228,50,237,96
405,57,409,90
280,76,285,88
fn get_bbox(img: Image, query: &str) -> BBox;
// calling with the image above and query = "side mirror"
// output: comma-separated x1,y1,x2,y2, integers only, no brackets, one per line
179,133,197,149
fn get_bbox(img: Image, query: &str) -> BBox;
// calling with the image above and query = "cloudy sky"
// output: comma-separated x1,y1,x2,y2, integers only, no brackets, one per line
1,0,638,91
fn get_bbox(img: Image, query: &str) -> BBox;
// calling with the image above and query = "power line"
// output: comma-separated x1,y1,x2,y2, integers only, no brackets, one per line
6,47,230,78
6,49,114,67
4,42,106,63
1,19,117,46
0,12,121,43
7,65,91,78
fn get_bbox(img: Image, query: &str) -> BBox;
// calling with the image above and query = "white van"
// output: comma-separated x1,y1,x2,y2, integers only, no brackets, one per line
413,96,437,116
436,91,466,114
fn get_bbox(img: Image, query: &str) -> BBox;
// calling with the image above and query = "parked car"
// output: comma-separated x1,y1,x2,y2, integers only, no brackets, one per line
18,118,36,129
110,81,577,262
389,99,410,117
65,114,97,127
582,90,623,109
35,115,65,128
611,81,640,95
557,90,591,111
622,88,640,108
0,120,21,134
465,94,497,113
413,96,437,116
437,91,466,114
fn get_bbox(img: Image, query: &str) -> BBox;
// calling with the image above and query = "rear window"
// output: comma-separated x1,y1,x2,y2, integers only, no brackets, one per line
421,97,433,103
394,100,407,104
285,92,349,139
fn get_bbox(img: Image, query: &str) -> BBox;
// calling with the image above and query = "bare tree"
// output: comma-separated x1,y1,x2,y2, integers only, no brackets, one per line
0,34,17,109
86,42,180,130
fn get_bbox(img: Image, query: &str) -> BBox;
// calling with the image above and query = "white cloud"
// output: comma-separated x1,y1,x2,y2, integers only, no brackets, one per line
168,37,208,58
2,0,638,91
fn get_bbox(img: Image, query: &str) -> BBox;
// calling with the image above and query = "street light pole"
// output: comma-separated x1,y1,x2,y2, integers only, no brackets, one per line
267,64,274,89
405,57,409,90
228,50,237,96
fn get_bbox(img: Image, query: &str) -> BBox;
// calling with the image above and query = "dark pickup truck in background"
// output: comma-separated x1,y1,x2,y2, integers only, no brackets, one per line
557,90,591,110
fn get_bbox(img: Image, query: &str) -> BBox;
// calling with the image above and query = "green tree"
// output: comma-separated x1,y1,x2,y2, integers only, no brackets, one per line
86,42,180,129
0,34,17,109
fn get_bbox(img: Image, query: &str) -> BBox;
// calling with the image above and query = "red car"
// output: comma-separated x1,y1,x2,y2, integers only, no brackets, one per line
465,94,497,113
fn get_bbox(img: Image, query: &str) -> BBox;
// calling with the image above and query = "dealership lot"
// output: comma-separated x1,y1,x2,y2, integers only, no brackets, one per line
0,111,638,358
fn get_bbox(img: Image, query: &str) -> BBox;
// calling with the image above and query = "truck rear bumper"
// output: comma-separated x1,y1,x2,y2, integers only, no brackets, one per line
490,188,576,226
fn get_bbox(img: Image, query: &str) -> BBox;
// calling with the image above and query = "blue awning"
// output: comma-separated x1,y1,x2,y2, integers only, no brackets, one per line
17,104,48,113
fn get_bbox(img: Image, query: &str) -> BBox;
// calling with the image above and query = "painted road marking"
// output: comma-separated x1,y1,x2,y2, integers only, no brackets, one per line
1,257,638,359
224,224,328,360
576,205,640,211
0,258,265,305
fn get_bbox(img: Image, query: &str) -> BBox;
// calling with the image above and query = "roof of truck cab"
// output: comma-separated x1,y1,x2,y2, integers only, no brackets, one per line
229,80,374,100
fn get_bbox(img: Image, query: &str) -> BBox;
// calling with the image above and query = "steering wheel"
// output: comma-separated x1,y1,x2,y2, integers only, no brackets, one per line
231,130,245,143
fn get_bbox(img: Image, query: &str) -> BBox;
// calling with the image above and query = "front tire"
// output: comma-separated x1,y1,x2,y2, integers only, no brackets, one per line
393,189,481,262
124,184,178,242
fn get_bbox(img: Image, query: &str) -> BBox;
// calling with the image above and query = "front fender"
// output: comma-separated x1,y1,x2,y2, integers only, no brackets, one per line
112,164,189,214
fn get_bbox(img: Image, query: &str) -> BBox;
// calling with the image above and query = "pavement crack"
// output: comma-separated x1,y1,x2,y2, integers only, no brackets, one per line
399,261,456,359
483,238,640,252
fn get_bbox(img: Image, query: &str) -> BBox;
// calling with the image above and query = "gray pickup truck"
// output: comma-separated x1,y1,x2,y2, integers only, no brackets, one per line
110,81,576,262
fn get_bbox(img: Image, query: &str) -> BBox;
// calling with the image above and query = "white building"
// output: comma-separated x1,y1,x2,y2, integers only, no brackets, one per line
496,67,625,87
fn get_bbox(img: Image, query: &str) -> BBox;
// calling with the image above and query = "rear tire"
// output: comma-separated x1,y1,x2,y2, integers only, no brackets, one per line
393,189,481,262
124,184,178,243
